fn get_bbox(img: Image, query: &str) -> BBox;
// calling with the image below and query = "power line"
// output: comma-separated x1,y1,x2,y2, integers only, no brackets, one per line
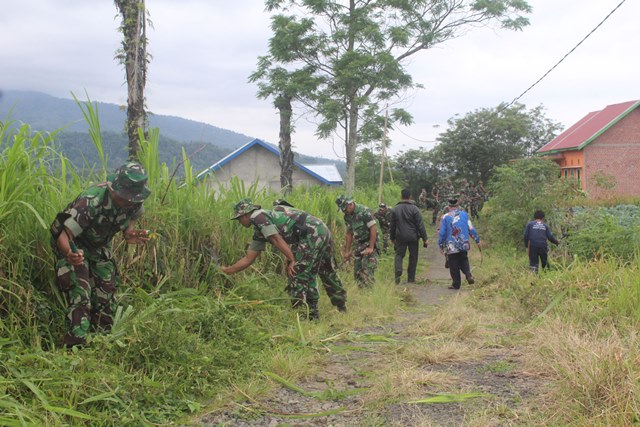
397,0,628,141
394,125,437,144
503,0,628,109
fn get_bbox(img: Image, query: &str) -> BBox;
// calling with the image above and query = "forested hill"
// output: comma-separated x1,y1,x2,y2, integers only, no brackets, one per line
0,90,345,176
0,90,253,151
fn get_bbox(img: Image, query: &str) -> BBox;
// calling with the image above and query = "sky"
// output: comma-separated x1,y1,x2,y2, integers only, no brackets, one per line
1,0,639,160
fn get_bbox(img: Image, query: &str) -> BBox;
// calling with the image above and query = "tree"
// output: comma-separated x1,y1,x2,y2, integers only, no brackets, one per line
260,0,532,193
114,0,150,160
431,103,562,182
250,60,321,193
393,148,440,198
483,157,578,246
354,147,397,187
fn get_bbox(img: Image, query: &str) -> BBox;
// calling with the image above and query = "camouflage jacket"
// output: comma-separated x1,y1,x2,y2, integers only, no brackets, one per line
248,207,328,251
373,208,392,231
53,183,144,253
344,204,378,246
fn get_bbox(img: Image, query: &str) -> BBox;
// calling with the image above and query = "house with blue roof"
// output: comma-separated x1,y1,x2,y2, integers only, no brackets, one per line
196,138,343,192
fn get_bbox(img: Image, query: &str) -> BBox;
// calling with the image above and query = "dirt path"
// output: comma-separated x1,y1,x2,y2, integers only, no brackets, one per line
202,232,544,426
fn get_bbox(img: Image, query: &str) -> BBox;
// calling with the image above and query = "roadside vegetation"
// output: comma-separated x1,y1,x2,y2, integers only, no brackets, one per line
0,117,402,425
1,116,639,426
472,157,640,426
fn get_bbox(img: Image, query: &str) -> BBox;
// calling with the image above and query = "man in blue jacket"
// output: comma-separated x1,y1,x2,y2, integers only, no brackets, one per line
438,198,481,289
524,210,559,272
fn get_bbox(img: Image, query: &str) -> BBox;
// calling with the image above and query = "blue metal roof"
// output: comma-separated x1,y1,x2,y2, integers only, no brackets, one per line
196,138,342,185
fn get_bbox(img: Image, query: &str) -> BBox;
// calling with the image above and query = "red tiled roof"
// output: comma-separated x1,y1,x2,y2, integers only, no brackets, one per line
538,100,640,153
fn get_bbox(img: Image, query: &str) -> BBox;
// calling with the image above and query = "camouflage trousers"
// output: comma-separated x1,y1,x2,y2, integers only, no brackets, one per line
379,228,390,252
55,246,118,344
288,233,347,313
353,241,378,287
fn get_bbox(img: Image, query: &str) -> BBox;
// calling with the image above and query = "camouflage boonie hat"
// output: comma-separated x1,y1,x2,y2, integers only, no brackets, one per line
232,198,261,220
335,195,354,212
107,161,151,203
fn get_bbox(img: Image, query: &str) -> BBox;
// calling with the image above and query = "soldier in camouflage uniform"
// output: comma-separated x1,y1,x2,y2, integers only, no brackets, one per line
373,203,392,253
336,195,379,287
418,188,428,208
50,162,151,347
468,183,481,220
431,184,440,225
222,199,347,320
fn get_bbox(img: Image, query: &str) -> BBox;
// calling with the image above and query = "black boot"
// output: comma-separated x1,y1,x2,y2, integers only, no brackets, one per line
63,333,86,348
337,303,347,313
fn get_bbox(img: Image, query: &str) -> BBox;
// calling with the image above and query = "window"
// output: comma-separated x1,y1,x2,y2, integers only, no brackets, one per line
562,167,582,185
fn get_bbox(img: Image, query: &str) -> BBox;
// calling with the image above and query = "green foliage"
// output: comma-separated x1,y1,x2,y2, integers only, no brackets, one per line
256,0,532,191
482,157,579,246
472,242,640,425
432,103,562,182
392,148,439,197
0,107,403,425
565,205,640,261
354,148,397,188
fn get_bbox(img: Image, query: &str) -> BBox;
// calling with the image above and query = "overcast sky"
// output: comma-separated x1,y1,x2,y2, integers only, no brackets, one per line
2,0,638,160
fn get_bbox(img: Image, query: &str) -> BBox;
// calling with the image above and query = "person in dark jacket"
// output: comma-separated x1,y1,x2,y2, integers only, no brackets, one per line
390,188,428,284
524,210,559,272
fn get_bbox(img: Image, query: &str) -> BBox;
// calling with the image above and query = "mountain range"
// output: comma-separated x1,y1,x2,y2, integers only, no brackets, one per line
0,90,344,175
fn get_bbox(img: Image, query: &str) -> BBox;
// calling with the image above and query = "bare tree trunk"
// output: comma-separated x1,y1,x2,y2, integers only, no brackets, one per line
114,0,148,160
345,104,359,194
275,94,294,194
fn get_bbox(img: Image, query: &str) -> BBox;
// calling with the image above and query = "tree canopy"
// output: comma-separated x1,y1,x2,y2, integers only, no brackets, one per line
255,0,532,192
431,103,562,183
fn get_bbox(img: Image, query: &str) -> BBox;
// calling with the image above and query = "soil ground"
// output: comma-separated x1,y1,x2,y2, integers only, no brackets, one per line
201,227,545,426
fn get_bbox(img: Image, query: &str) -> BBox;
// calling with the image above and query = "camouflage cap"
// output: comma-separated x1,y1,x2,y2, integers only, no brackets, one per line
335,195,354,212
379,203,387,208
107,161,151,203
231,198,261,220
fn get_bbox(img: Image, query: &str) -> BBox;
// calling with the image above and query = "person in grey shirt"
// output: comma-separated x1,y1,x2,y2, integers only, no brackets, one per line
390,188,429,284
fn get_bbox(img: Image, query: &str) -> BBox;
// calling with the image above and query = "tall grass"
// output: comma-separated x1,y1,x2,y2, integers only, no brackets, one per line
0,104,404,425
470,240,640,425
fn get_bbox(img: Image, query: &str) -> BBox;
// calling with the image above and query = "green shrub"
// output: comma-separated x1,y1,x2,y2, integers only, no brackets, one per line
482,157,581,247
565,205,640,261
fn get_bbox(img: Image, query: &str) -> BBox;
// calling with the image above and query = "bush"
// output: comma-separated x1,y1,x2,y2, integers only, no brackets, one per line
565,205,640,261
482,157,581,246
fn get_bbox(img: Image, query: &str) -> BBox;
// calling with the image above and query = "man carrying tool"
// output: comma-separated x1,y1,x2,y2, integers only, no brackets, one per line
336,195,379,287
438,198,481,290
51,162,152,348
222,199,346,320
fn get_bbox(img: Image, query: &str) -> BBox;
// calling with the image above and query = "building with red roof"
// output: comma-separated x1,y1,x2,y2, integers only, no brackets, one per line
537,100,640,198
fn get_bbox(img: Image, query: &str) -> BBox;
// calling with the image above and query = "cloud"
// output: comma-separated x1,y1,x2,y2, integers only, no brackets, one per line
2,0,639,159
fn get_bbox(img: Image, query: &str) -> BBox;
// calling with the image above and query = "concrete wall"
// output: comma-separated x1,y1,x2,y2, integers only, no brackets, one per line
584,108,640,198
204,144,326,193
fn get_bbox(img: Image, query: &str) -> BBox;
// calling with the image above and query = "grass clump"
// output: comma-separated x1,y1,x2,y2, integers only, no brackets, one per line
0,110,406,424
